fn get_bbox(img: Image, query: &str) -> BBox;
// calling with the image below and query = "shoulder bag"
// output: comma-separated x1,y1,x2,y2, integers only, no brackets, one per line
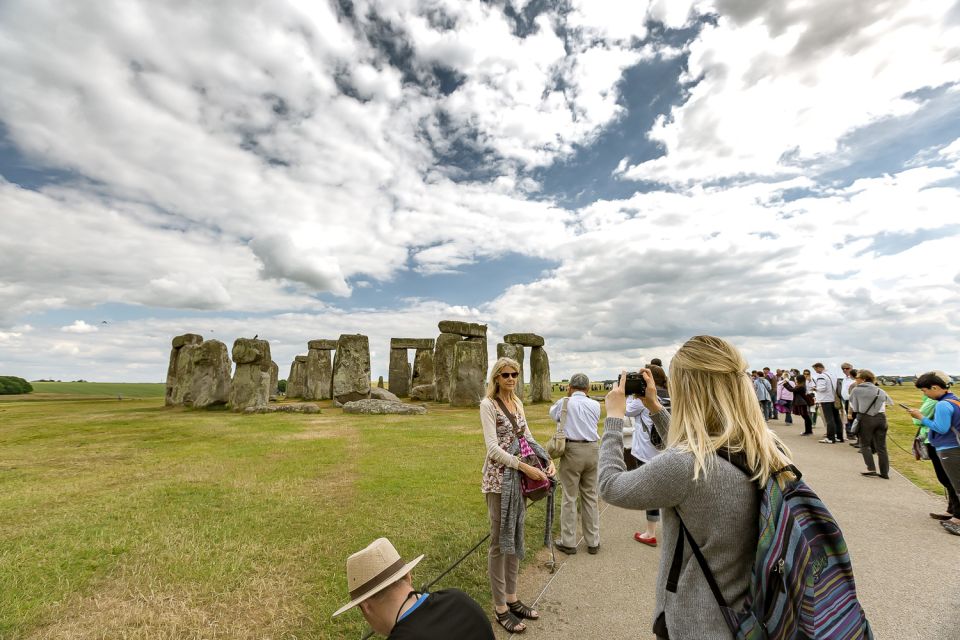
495,397,552,501
912,426,930,461
850,389,881,436
546,398,569,459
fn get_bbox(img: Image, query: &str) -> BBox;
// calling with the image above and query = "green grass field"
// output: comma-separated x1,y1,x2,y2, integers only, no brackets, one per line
26,382,167,398
0,382,946,639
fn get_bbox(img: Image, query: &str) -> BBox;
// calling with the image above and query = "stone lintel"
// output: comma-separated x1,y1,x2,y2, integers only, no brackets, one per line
390,338,436,350
503,333,545,347
294,355,308,363
307,339,338,350
438,320,487,338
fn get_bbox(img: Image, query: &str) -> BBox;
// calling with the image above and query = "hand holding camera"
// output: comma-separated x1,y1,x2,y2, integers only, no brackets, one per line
607,368,661,418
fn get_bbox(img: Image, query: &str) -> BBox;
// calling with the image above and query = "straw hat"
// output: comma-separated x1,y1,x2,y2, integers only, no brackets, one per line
332,538,424,617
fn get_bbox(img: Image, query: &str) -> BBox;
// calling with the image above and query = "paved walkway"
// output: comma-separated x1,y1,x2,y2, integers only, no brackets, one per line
508,419,960,638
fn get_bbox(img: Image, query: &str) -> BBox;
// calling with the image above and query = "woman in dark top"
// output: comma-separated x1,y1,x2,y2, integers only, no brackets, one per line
785,374,813,435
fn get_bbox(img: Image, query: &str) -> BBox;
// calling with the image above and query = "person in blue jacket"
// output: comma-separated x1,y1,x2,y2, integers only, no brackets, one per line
907,372,960,536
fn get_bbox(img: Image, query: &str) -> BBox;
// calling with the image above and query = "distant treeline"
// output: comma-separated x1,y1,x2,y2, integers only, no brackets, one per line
0,376,33,395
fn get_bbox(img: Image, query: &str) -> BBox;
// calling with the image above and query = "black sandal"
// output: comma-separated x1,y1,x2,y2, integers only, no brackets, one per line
508,600,540,620
495,609,526,633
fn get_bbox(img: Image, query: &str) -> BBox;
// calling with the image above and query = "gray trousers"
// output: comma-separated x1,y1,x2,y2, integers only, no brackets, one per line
558,441,600,547
486,492,518,606
858,413,889,476
937,448,960,498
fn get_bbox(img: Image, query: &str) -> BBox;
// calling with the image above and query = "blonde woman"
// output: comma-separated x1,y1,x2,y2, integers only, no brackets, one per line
599,336,796,639
480,357,555,634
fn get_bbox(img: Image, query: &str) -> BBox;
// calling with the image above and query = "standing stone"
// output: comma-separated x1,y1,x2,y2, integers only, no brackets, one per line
377,376,384,388
165,333,202,406
411,348,434,389
182,340,231,408
450,340,486,407
229,338,272,410
432,332,461,402
304,344,333,401
437,320,487,338
388,348,411,398
332,334,372,404
287,356,308,399
269,361,279,401
529,346,552,403
496,343,525,401
464,336,488,383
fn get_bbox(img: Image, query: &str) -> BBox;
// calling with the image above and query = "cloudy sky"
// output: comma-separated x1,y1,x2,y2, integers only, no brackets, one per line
1,0,959,384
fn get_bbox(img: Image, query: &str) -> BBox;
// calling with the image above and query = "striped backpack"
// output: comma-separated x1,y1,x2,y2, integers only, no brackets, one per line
664,455,873,639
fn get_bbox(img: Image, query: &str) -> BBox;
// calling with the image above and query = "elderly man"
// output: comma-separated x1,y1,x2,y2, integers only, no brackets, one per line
333,537,494,639
812,362,844,444
549,373,602,555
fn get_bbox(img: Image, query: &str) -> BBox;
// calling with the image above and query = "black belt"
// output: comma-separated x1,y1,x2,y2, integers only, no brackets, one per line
565,439,597,443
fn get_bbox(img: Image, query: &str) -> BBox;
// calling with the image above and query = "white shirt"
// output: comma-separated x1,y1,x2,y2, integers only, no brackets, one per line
625,397,661,463
840,376,855,401
812,371,837,403
549,391,600,441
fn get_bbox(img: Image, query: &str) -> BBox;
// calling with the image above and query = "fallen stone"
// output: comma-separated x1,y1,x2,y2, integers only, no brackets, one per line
503,333,545,347
243,402,321,414
370,387,401,402
432,332,461,403
332,334,372,403
307,339,338,351
342,399,427,415
410,384,435,401
438,320,487,338
390,338,435,350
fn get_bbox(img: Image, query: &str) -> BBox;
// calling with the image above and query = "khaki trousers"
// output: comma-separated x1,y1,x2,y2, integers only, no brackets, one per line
485,492,518,606
558,441,600,547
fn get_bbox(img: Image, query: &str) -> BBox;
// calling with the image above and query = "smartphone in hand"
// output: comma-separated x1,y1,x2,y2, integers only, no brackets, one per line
898,402,913,410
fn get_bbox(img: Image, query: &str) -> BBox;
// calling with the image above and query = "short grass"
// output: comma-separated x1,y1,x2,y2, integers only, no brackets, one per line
0,383,947,639
26,382,167,398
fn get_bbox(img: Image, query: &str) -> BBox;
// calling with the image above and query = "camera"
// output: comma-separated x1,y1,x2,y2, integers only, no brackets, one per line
619,371,647,397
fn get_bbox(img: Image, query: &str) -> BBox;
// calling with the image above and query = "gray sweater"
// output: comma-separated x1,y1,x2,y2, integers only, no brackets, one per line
599,411,758,639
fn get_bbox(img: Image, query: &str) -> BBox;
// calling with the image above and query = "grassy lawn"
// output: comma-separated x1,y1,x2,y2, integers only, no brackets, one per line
26,382,167,398
0,382,948,638
0,388,560,639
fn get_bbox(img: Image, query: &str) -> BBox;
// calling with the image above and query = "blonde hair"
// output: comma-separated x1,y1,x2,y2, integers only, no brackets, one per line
485,357,522,402
667,335,794,484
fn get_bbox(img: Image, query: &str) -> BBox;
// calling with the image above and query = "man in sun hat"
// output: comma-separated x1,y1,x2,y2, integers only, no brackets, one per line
333,537,494,639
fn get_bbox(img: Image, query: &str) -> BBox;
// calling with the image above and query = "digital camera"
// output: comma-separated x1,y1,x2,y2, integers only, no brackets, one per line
619,371,647,397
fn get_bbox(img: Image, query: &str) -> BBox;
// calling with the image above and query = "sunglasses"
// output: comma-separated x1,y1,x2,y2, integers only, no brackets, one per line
499,371,520,379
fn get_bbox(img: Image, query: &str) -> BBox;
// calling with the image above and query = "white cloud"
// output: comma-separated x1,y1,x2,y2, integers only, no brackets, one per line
61,320,98,334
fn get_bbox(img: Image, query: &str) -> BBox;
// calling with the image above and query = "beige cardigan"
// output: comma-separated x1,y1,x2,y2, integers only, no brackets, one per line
480,396,534,474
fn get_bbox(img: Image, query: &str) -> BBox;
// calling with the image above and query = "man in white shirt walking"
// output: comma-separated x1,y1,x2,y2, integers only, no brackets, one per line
812,362,844,443
549,373,602,555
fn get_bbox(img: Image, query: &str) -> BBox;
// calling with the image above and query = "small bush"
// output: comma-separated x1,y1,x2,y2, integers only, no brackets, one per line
0,376,34,395
277,379,287,393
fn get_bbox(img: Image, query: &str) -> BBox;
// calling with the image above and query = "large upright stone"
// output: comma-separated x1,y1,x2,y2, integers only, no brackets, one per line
388,348,411,398
438,320,487,338
181,340,231,408
332,334,371,404
464,336,488,383
304,343,333,401
450,340,486,407
287,356,307,398
432,332,461,402
411,348,434,388
503,333,545,347
269,360,279,401
529,346,552,403
229,338,272,410
496,343,525,401
165,333,203,406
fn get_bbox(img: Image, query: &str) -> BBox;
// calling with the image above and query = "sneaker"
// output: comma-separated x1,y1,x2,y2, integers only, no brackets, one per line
930,513,954,521
941,521,960,536
587,545,600,555
818,438,834,443
634,532,657,547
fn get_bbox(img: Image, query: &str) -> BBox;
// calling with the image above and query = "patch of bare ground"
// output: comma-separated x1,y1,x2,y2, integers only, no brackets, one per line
26,571,308,640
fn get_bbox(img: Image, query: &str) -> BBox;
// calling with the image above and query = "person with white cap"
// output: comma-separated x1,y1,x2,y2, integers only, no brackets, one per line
333,537,494,639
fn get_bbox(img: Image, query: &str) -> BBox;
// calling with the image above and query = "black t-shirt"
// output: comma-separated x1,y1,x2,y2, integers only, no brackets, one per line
389,589,495,640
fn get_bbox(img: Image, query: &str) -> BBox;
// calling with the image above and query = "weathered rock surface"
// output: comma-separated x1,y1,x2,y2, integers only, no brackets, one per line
450,340,487,407
390,338,435,350
229,338,272,410
464,336,488,383
269,361,279,401
497,343,525,401
411,348,434,389
304,344,333,401
287,355,307,399
370,387,401,402
342,399,427,415
388,348,411,398
529,346,552,403
432,332,461,402
438,320,487,338
243,402,321,414
171,333,203,349
503,333,545,347
165,333,204,406
182,340,231,408
410,384,435,401
307,339,338,351
332,334,372,403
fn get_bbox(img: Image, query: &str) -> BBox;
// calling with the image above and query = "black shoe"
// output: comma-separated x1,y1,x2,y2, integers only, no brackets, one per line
587,545,600,555
879,474,890,479
553,541,577,555
861,471,878,477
